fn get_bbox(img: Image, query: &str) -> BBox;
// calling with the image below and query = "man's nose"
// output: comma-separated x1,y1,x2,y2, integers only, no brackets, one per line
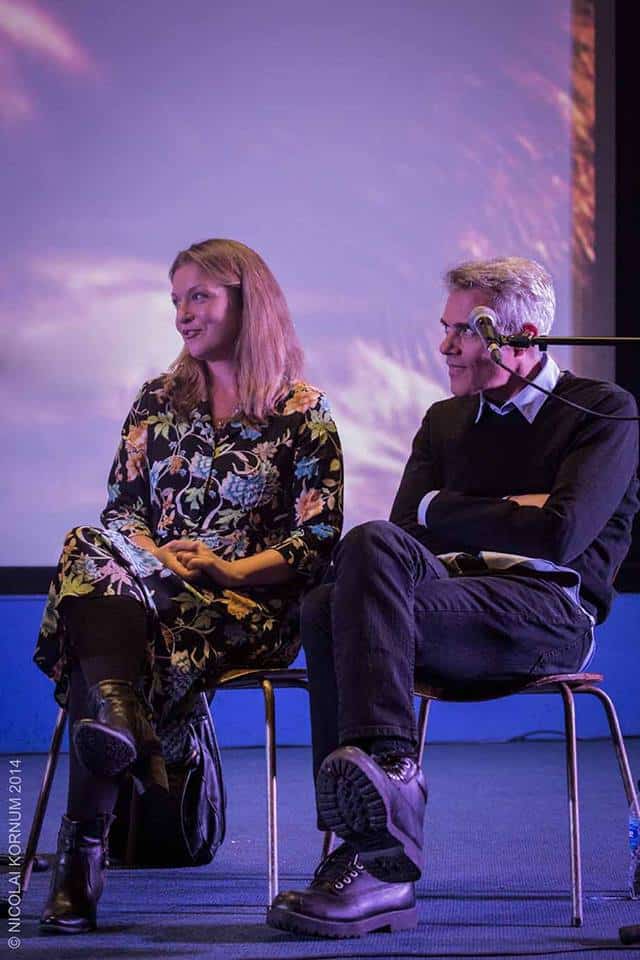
440,330,460,354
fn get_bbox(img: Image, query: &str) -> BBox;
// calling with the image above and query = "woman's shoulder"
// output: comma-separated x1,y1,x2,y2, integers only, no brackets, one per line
131,375,172,413
278,381,332,417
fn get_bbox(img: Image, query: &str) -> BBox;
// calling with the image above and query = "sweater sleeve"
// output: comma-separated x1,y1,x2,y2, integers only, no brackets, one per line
100,384,154,538
389,411,443,539
425,386,639,563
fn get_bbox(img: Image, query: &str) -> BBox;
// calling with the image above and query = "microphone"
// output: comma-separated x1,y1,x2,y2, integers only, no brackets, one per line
468,306,503,363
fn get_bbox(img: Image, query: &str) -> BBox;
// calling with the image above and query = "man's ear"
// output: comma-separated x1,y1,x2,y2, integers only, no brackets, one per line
520,322,539,338
513,322,539,357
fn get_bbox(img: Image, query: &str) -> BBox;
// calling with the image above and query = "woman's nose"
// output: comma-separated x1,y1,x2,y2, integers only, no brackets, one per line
176,301,192,323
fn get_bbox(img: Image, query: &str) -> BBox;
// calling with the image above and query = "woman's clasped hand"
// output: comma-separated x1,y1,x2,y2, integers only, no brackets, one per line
155,540,247,587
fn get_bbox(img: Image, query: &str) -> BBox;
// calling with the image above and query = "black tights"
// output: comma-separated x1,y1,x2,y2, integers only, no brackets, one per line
61,597,148,821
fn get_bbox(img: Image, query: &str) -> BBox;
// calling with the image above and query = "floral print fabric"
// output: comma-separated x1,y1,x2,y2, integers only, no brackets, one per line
34,378,343,759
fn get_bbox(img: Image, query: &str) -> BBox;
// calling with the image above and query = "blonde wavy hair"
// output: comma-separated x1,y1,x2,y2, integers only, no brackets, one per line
165,238,304,420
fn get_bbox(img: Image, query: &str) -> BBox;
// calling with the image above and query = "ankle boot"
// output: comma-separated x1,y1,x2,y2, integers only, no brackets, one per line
40,814,114,934
73,680,166,787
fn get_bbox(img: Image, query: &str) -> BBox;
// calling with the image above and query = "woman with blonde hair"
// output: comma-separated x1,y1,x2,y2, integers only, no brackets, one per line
34,238,343,933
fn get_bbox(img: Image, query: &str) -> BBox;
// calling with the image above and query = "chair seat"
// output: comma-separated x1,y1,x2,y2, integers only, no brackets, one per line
216,667,309,690
413,672,604,703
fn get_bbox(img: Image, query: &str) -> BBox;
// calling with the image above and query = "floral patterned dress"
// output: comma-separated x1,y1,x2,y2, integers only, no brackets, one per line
34,378,343,760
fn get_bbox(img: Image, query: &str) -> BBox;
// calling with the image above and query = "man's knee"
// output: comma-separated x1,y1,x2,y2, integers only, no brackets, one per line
336,520,400,563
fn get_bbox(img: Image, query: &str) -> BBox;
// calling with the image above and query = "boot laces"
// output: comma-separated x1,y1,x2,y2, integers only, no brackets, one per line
313,843,365,891
376,754,415,781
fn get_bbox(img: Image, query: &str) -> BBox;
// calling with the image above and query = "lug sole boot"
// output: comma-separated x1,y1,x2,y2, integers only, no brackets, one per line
267,842,417,938
316,746,427,883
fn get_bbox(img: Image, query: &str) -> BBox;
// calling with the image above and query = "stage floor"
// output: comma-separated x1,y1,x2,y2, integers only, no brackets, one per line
4,740,640,959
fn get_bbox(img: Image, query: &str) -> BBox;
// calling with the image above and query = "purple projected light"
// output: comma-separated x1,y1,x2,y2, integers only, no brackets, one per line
0,0,576,565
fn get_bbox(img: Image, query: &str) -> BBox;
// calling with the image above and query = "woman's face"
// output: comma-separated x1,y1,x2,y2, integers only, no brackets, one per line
171,262,242,364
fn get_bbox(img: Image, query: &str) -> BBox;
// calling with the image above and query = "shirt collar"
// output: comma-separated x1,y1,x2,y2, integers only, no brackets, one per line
474,353,561,424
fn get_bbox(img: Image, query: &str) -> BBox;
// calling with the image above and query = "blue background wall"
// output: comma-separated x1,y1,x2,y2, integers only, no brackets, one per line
2,594,637,753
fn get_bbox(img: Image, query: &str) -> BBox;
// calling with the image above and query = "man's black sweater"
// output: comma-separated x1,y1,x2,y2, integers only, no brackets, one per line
390,371,639,622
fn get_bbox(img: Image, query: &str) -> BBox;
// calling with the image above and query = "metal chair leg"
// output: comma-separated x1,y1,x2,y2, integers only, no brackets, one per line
416,697,431,769
261,679,278,903
20,707,67,894
321,830,335,860
579,685,640,815
559,683,582,927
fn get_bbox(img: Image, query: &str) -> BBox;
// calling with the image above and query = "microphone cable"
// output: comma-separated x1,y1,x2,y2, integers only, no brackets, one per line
492,356,640,422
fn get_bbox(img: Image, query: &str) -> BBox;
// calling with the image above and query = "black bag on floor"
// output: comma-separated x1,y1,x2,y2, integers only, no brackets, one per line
109,693,226,867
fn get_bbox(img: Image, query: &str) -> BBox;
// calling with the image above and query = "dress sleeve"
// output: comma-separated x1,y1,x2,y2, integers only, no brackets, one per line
100,383,154,538
270,389,344,578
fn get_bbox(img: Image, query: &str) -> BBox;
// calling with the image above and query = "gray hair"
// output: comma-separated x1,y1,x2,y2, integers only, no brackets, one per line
444,257,555,336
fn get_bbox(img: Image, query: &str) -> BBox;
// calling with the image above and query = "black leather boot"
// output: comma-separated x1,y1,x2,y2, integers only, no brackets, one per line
267,842,417,937
39,814,114,934
73,680,166,788
316,746,428,883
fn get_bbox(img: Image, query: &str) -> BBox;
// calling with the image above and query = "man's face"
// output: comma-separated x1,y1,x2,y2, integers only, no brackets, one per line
439,288,512,397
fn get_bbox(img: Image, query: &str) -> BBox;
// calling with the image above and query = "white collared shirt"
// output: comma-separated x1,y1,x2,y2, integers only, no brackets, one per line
474,353,561,424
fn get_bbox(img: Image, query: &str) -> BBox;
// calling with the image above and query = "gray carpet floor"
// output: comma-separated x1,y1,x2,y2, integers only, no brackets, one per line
3,740,640,959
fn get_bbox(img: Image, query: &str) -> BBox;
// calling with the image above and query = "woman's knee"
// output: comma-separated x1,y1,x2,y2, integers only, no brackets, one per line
62,525,102,552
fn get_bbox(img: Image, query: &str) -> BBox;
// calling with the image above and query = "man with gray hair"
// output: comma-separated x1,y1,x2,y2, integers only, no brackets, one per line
268,256,639,938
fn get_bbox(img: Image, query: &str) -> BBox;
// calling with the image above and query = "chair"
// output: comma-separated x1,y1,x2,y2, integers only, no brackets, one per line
15,667,310,906
413,671,640,927
215,666,310,901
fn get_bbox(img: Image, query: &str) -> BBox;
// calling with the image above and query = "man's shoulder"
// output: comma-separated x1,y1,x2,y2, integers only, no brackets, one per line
555,371,638,416
426,394,476,415
423,394,477,426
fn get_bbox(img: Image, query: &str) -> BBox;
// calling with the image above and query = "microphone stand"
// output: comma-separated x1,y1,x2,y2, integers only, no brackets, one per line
503,335,640,349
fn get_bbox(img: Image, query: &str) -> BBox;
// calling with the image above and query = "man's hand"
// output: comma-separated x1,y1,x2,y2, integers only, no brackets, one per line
507,493,550,508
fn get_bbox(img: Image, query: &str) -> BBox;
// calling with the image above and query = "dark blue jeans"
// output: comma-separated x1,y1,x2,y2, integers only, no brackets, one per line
302,521,594,779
